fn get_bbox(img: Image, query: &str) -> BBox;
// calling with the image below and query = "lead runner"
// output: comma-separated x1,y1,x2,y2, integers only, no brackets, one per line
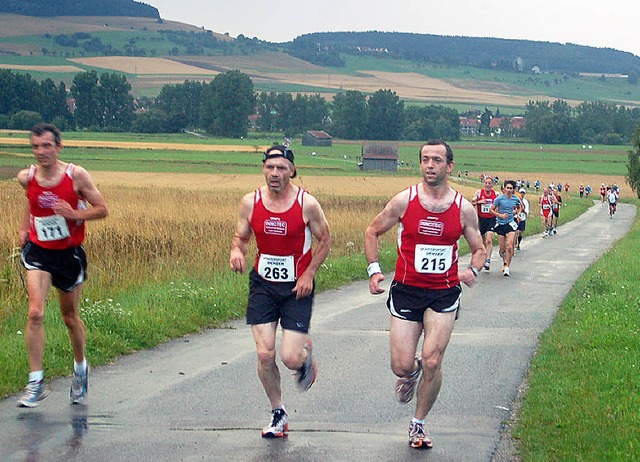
229,145,331,438
364,140,485,449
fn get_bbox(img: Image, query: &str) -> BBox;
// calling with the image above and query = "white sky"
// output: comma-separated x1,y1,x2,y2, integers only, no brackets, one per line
146,0,640,58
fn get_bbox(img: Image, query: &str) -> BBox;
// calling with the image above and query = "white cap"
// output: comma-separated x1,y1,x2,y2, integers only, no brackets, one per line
519,188,526,193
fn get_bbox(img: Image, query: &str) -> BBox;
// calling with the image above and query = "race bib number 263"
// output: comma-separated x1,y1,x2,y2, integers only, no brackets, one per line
257,254,295,282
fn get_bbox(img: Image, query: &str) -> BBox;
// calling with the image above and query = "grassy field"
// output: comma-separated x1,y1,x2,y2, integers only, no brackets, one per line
0,133,638,460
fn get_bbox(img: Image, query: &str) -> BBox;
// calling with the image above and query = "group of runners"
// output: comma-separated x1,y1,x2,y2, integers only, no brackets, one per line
471,176,530,277
11,123,621,452
601,182,620,218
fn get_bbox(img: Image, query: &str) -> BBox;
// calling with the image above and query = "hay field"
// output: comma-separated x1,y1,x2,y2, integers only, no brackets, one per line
0,137,263,152
0,64,84,73
268,71,553,106
90,171,480,199
69,57,219,76
88,170,632,199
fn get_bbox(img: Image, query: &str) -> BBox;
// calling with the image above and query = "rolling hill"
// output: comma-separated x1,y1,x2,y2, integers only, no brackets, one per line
0,13,639,111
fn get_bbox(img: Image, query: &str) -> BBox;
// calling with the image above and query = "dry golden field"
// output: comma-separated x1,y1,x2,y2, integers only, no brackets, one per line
0,64,85,73
69,57,219,76
0,137,264,152
88,171,632,199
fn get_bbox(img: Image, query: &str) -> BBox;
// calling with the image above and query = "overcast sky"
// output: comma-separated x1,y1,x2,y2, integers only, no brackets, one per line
146,0,640,58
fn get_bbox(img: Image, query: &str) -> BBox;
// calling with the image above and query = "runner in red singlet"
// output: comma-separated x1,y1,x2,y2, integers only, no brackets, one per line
364,140,485,450
471,176,497,271
16,123,108,408
230,145,331,439
538,187,556,237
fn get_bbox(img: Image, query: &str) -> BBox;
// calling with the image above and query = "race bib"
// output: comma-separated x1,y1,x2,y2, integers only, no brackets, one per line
509,221,519,231
481,204,492,214
519,212,527,221
34,215,70,242
257,254,295,282
414,244,453,274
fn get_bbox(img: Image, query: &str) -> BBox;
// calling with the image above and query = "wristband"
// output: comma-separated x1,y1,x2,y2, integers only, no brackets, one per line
468,266,479,277
367,262,382,278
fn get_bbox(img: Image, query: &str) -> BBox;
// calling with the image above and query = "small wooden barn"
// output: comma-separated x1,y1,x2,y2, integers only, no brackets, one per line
361,141,398,172
302,130,333,147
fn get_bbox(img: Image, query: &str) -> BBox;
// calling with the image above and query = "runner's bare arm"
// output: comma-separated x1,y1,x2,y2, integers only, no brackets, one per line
294,194,331,299
471,189,481,206
16,170,30,246
229,192,254,273
18,201,30,247
364,189,409,295
460,199,486,287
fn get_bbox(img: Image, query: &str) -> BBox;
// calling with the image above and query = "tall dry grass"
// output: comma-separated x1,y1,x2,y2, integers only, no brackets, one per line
0,180,396,322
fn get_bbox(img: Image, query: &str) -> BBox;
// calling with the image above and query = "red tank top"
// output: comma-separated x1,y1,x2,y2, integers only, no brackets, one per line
27,163,86,250
250,187,312,282
476,189,497,218
540,194,552,214
394,185,463,289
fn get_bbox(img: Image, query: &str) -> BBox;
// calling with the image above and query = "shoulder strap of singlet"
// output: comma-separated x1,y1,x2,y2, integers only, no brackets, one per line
27,165,36,182
408,184,419,202
65,163,75,179
296,187,305,207
454,191,463,208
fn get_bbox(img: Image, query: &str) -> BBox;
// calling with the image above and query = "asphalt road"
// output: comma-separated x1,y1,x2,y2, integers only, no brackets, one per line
0,202,635,462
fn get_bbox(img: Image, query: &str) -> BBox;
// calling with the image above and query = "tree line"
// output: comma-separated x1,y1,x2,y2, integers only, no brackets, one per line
0,68,462,140
0,0,159,18
289,32,640,75
525,100,640,145
1,67,639,144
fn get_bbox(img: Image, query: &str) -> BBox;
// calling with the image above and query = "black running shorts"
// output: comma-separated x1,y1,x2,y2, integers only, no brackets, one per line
478,216,496,235
246,269,313,333
21,241,87,292
387,281,462,322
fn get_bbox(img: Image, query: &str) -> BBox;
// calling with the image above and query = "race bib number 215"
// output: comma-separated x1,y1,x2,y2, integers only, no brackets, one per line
414,244,453,274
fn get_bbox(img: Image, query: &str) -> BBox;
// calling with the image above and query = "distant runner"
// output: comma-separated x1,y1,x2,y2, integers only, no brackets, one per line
471,176,497,271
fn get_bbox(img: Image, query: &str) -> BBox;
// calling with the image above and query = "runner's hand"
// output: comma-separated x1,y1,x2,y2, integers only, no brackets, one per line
369,273,386,295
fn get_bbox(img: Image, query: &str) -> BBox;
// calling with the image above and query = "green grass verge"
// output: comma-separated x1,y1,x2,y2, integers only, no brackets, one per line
514,198,640,461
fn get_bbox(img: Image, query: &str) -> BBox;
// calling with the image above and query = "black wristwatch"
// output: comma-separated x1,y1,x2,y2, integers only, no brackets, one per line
468,266,479,277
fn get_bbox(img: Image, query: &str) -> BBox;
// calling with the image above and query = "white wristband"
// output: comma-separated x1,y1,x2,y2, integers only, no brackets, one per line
367,262,382,278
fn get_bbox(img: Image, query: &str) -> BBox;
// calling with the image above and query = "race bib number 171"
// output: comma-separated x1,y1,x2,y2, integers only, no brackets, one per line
34,215,70,242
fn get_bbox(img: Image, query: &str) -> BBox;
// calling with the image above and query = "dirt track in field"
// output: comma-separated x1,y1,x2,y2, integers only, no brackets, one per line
0,137,265,152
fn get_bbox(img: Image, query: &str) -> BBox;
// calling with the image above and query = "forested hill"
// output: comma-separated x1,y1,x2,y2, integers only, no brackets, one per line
0,0,159,19
288,31,640,75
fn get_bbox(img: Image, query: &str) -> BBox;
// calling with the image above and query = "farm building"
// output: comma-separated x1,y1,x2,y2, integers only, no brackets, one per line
302,130,333,147
361,141,398,172
459,117,479,136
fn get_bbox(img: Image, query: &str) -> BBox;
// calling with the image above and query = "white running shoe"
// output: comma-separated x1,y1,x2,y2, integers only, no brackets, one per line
17,379,50,408
262,408,288,438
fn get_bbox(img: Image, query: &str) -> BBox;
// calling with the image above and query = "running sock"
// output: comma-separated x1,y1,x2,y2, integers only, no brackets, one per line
74,359,87,374
29,370,44,383
411,418,425,425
